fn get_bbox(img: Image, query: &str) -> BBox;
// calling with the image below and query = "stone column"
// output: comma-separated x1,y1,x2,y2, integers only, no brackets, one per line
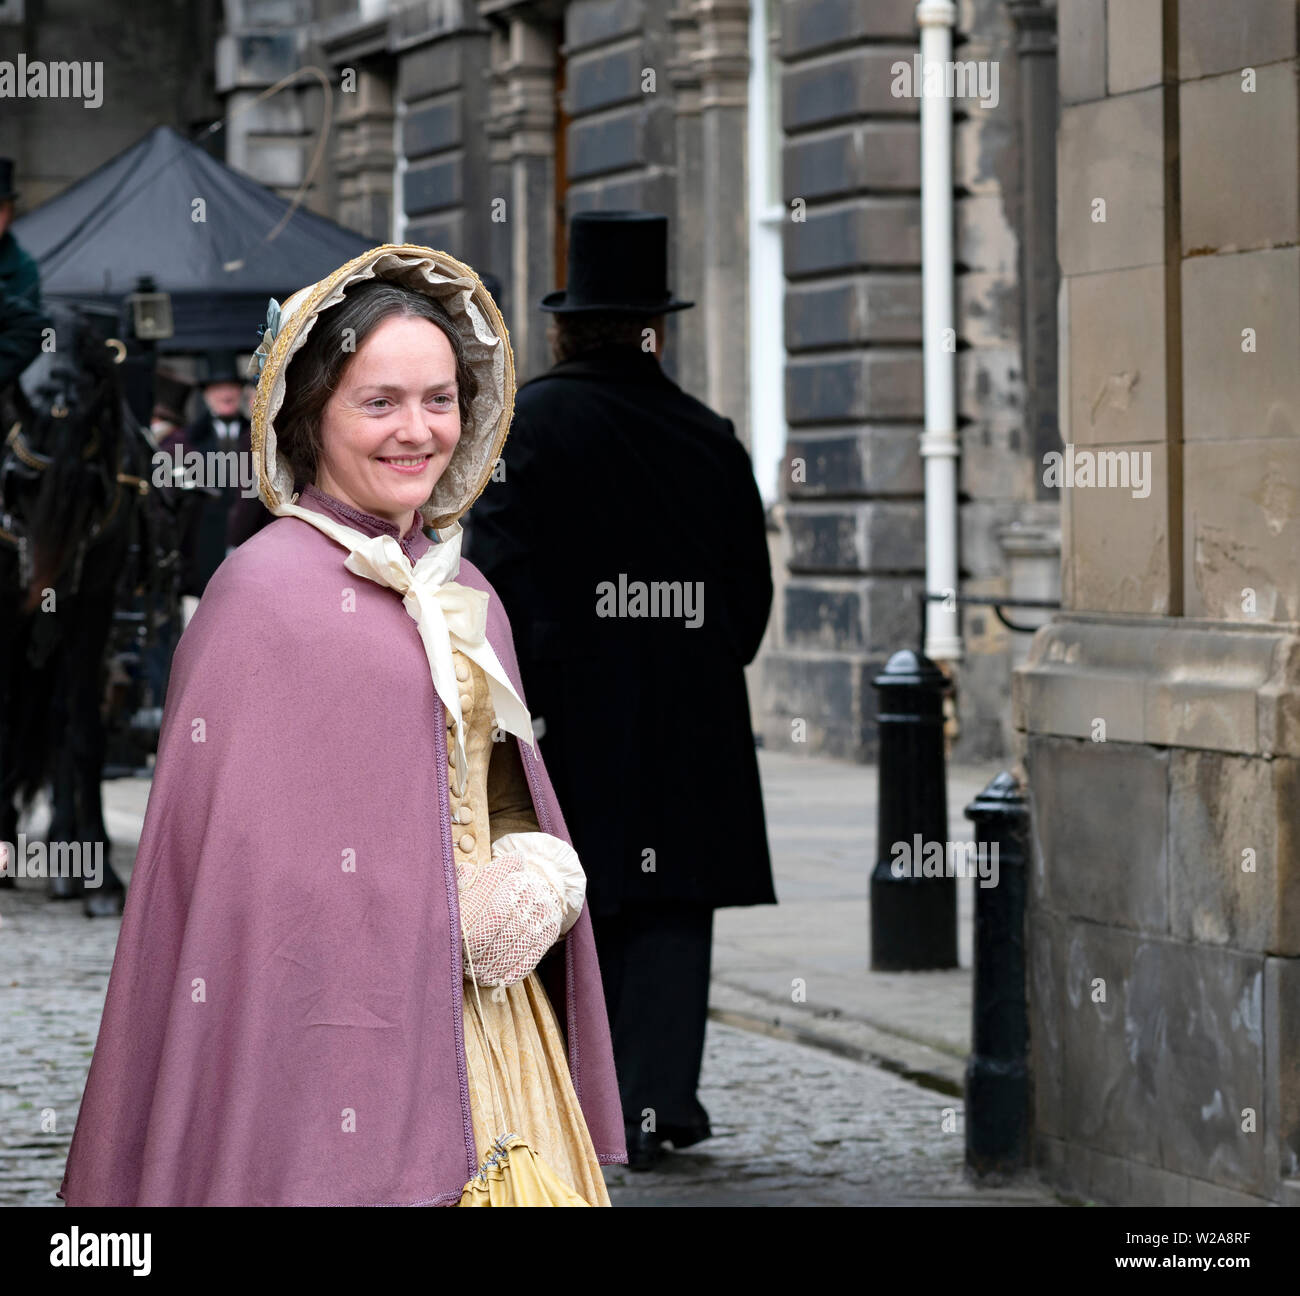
668,3,707,400
484,21,514,311
491,12,559,381
691,0,750,447
1007,0,1059,498
335,65,396,242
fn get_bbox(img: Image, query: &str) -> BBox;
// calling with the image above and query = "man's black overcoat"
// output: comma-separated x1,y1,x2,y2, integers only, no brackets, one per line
166,412,270,596
467,344,776,917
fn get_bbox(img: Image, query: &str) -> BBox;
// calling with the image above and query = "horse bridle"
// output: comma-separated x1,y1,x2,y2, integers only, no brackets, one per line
0,421,150,544
0,336,151,581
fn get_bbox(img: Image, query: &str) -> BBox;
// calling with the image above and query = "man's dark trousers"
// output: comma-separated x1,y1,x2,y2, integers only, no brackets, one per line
590,902,715,1147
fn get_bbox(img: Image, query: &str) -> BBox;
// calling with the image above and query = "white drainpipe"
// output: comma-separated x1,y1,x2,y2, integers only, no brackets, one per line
917,0,962,664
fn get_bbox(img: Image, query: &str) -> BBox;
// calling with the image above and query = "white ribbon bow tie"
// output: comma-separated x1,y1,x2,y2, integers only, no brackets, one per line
277,500,535,797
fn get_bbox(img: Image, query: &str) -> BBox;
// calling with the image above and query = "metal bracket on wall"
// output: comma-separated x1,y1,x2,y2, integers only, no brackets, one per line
918,590,1061,651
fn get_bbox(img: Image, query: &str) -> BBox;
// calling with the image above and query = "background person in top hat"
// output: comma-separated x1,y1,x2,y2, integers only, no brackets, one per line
168,351,271,611
0,157,49,390
140,370,195,705
467,210,776,1170
150,370,192,449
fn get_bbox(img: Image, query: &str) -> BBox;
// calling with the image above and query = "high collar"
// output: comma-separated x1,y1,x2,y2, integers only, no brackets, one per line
0,229,24,270
547,344,667,382
296,482,434,564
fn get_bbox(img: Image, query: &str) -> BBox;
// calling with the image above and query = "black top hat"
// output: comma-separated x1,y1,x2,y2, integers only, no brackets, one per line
152,370,192,424
200,351,244,386
0,158,19,204
540,211,693,315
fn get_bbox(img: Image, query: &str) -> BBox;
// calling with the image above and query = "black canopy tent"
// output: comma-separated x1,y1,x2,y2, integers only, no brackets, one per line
13,124,374,353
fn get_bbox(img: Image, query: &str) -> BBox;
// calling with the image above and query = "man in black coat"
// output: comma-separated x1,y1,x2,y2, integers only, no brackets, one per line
163,353,271,600
467,212,775,1169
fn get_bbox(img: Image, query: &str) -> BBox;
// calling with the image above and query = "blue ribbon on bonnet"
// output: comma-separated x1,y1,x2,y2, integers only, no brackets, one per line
248,297,283,378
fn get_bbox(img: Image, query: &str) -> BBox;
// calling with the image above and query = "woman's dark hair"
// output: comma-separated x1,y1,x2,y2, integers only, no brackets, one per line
275,279,479,488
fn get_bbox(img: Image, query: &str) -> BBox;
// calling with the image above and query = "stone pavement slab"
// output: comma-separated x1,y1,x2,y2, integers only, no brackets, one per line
711,750,1005,1075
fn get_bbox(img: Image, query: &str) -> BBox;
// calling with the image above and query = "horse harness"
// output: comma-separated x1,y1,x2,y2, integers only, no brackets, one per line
1,418,151,593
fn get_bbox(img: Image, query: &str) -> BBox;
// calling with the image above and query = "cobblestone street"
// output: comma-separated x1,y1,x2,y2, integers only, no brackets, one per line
606,1017,1059,1206
1,887,121,1207
2,851,1059,1208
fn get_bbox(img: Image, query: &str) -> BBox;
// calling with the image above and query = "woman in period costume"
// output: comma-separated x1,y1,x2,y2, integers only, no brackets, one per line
58,246,626,1207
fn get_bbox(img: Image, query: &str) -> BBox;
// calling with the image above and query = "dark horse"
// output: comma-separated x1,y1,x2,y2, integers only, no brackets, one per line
0,304,156,916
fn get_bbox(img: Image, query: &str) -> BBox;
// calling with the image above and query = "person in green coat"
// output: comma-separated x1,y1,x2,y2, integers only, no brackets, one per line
0,157,48,388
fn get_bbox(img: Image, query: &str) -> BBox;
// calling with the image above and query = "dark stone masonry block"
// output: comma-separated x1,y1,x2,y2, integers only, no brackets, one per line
759,651,882,760
567,0,645,52
783,0,918,57
786,351,924,423
785,501,925,574
784,425,923,497
398,41,465,101
784,200,921,275
783,50,918,131
1055,923,1267,1196
568,45,646,115
403,98,461,157
568,102,672,180
785,275,921,349
403,154,462,215
783,576,920,654
1027,736,1169,932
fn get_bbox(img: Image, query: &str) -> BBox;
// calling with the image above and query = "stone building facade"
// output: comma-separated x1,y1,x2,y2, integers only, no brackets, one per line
1,0,1061,765
202,0,1058,765
1017,0,1300,1204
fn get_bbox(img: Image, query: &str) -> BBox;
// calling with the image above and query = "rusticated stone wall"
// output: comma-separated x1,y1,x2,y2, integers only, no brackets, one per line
1017,0,1300,1205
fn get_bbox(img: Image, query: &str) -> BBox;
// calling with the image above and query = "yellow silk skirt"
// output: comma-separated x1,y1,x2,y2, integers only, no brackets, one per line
459,970,611,1207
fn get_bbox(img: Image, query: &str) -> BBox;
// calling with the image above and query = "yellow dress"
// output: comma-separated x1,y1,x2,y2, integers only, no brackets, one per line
449,648,611,1208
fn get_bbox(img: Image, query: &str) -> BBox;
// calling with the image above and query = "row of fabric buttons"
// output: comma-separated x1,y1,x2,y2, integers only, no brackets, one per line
456,658,471,717
446,660,473,724
449,655,476,856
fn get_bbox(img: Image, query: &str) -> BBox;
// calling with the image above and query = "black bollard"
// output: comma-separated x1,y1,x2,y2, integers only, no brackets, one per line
963,769,1031,1176
870,649,957,971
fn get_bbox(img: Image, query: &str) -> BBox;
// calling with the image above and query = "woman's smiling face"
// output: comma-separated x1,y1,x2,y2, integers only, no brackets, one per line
314,313,461,529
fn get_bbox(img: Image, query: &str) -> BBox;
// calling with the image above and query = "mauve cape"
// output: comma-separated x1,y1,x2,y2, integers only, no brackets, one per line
58,511,626,1206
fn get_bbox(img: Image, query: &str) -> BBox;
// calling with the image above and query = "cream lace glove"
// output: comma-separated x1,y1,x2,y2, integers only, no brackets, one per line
492,832,587,935
455,834,585,988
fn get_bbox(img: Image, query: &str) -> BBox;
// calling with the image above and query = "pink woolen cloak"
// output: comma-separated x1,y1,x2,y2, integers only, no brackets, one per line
58,506,626,1206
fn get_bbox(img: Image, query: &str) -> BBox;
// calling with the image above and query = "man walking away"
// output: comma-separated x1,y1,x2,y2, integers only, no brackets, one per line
468,211,776,1170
